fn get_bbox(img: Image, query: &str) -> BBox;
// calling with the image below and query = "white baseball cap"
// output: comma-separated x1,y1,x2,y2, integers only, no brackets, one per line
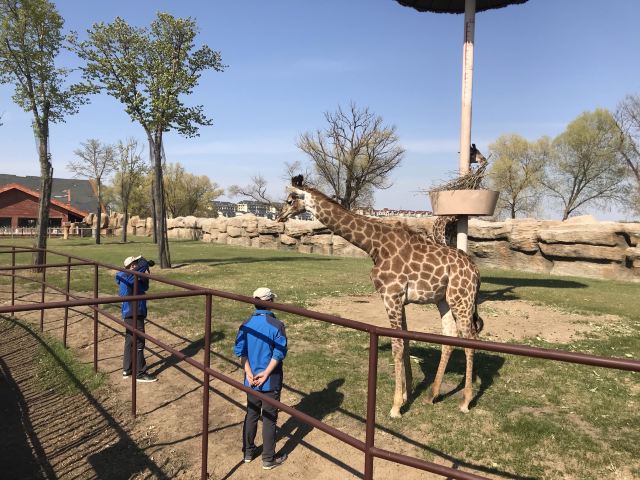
252,287,277,301
124,255,142,268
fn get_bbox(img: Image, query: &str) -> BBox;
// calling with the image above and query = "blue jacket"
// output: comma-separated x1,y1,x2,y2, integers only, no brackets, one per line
115,265,149,318
234,309,287,392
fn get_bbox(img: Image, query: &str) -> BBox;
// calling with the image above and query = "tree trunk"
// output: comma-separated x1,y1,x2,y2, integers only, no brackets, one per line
33,128,52,270
149,133,171,268
151,179,158,244
122,207,128,243
95,181,102,245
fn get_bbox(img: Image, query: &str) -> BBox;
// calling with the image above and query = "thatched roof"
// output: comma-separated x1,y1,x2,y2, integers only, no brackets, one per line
396,0,528,14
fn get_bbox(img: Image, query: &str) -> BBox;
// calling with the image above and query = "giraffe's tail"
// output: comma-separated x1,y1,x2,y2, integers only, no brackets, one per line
471,278,484,336
472,309,484,336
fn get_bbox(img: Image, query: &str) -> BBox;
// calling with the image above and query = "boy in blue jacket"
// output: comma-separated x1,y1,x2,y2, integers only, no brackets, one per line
234,287,288,470
116,255,157,382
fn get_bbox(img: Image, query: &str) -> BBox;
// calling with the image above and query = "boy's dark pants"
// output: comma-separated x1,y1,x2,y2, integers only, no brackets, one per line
123,316,147,376
243,390,280,462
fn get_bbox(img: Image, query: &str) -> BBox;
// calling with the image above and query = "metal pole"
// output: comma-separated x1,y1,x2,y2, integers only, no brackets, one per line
131,274,138,417
201,294,212,480
40,250,46,331
11,247,15,306
63,256,71,348
364,332,379,480
93,264,99,371
457,0,476,252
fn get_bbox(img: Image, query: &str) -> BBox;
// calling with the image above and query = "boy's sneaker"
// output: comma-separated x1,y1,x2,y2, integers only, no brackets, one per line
122,371,131,378
136,373,158,383
262,453,287,470
243,452,254,463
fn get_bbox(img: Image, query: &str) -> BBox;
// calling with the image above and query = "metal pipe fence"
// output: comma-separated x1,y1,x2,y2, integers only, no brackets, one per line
0,245,638,480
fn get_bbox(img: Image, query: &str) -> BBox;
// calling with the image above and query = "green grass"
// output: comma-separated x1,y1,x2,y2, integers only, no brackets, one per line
1,236,638,479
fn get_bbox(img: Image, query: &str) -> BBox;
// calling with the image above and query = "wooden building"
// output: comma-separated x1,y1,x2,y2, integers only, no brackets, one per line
0,175,98,230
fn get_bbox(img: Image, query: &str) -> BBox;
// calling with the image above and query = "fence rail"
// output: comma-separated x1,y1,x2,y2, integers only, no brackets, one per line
1,245,638,480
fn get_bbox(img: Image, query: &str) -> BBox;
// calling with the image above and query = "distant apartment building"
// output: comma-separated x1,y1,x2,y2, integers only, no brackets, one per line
213,201,237,218
214,199,314,221
236,200,270,218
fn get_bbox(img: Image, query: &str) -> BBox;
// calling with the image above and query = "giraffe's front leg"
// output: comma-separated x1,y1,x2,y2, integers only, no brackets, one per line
390,337,405,418
381,294,409,417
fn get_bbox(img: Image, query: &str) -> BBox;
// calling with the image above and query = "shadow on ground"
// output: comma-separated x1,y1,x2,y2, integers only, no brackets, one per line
177,255,335,268
481,276,587,302
0,315,172,479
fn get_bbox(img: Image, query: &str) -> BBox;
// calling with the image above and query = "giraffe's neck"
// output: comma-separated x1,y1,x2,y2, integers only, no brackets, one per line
305,190,378,255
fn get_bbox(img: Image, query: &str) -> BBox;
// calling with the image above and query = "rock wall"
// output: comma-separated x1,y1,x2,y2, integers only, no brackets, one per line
88,212,640,282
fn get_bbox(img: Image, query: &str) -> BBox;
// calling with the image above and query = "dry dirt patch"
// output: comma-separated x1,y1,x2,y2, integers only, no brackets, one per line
309,295,622,343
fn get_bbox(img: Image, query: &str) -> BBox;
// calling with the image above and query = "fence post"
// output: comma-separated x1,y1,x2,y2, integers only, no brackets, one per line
40,249,46,331
131,274,138,417
63,256,71,348
364,332,379,480
201,294,212,480
93,263,99,372
11,246,15,306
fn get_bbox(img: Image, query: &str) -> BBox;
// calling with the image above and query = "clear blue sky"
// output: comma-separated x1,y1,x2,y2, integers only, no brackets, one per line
1,0,639,218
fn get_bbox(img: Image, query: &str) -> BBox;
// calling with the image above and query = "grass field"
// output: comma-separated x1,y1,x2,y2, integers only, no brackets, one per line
1,236,639,479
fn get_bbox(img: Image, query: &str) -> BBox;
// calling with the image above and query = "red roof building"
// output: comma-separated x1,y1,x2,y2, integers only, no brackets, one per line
0,182,90,230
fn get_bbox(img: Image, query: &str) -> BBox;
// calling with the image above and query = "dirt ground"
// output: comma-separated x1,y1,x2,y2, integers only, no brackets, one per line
0,288,623,480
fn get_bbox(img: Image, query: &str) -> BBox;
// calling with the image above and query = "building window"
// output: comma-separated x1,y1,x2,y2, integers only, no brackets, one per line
18,218,37,228
0,218,11,229
48,218,62,227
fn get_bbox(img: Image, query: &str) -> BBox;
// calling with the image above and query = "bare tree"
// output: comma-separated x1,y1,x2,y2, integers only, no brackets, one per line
228,174,275,206
297,102,404,210
68,139,114,244
615,94,640,215
543,109,629,220
112,138,147,242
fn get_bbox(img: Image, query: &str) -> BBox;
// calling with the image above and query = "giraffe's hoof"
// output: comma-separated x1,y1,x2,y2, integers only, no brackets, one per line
459,403,470,413
389,407,402,418
424,395,435,405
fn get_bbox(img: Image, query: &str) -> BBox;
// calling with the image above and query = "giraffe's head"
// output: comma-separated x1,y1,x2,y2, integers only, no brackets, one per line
276,175,313,222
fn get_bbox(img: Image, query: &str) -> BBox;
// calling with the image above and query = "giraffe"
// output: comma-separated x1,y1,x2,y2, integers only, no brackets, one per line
277,175,484,417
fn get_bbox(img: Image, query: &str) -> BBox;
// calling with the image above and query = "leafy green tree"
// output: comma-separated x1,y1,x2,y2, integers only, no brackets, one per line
0,0,87,265
163,162,223,217
544,109,629,220
67,139,114,244
70,13,225,267
488,134,549,219
297,102,404,210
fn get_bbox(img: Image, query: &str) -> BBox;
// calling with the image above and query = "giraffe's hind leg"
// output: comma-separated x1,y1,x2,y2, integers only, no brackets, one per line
425,300,457,405
449,302,476,413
